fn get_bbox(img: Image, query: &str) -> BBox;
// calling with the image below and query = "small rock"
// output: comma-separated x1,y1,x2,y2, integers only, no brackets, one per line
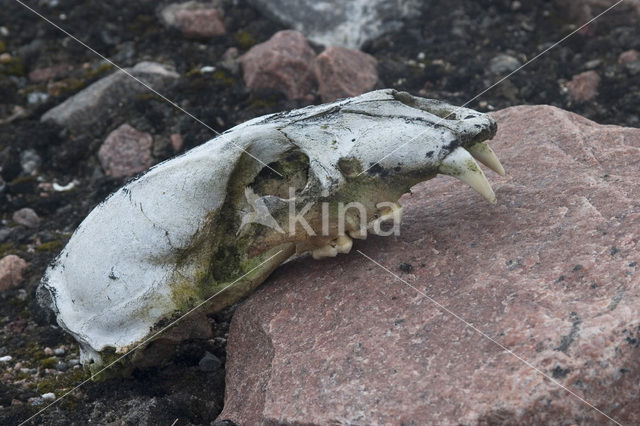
27,92,49,105
41,393,56,401
170,133,184,152
68,358,80,366
12,207,40,228
160,1,226,39
41,62,178,136
625,60,640,75
55,361,67,371
488,54,522,74
28,397,45,406
240,30,316,100
44,347,54,356
198,351,222,372
0,176,5,194
0,355,12,362
221,47,240,74
28,64,73,82
618,50,639,64
0,255,28,292
20,149,41,174
54,347,65,356
0,53,11,64
566,70,600,102
314,46,378,102
98,124,154,178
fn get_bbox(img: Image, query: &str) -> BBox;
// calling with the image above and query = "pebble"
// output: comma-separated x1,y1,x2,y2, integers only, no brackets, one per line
98,124,154,178
55,361,67,371
27,91,50,105
68,358,80,366
198,351,222,372
618,50,639,64
625,60,640,75
12,207,41,228
0,355,12,362
170,133,184,152
54,346,65,356
44,347,54,356
0,255,28,292
566,70,600,102
41,393,56,401
0,53,11,64
160,1,226,39
20,149,42,174
0,175,5,194
488,54,521,74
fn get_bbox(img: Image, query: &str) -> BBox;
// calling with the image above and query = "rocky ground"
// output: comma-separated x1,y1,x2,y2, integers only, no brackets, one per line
0,0,638,424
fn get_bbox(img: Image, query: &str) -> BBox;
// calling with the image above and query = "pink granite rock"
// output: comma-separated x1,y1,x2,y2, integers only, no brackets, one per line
219,106,640,425
555,0,640,23
98,124,154,177
240,30,316,100
566,70,600,102
619,49,639,64
314,46,378,102
0,255,28,292
28,64,73,83
160,2,226,39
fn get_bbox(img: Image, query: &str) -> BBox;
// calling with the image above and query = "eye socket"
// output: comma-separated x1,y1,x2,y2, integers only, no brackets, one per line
249,150,310,198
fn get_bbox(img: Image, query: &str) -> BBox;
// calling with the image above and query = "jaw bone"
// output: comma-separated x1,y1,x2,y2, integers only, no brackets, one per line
467,141,506,176
439,146,497,204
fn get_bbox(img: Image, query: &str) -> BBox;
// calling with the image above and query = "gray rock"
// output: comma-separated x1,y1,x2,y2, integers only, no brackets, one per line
488,54,522,74
12,208,40,228
20,149,41,174
198,351,222,372
41,62,179,136
245,0,421,48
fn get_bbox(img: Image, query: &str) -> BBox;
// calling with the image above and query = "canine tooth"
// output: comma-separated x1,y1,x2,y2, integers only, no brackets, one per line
312,244,338,259
467,142,505,176
335,235,353,254
440,147,496,204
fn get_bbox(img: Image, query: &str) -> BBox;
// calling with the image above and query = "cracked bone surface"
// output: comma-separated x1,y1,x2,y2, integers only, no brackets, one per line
38,89,502,371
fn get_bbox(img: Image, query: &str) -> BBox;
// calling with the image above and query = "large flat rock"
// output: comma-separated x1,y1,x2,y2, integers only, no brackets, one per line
218,105,640,425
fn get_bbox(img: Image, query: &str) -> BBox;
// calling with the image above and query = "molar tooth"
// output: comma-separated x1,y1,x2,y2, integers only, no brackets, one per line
439,147,496,204
367,203,403,234
312,244,338,260
349,228,367,240
467,142,506,176
335,235,353,254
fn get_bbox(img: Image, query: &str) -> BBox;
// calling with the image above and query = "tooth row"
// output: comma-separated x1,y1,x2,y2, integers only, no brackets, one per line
439,143,505,204
311,235,353,259
348,203,403,240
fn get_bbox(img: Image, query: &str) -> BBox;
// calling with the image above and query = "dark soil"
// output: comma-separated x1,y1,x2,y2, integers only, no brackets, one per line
0,0,638,424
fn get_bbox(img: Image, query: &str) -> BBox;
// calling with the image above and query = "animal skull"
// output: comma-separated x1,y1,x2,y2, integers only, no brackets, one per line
39,89,504,372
